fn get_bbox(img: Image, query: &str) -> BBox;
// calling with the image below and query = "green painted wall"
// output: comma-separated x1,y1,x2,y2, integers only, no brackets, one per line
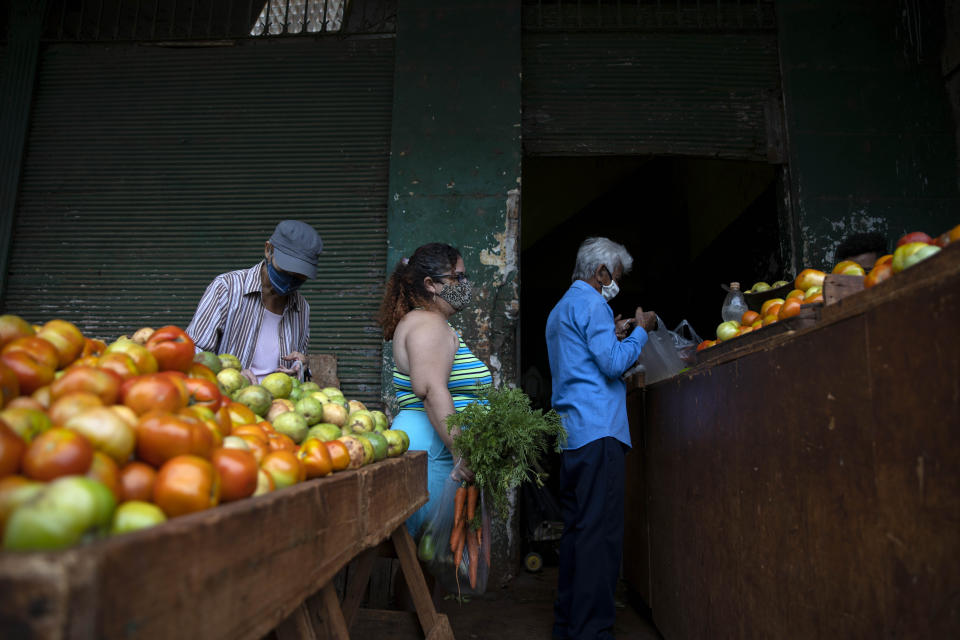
385,0,522,391
778,0,959,269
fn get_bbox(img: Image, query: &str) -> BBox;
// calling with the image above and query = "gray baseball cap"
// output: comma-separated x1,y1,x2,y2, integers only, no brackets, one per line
269,220,323,279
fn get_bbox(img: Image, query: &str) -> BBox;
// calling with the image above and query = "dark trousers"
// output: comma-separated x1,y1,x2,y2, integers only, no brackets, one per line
553,437,626,640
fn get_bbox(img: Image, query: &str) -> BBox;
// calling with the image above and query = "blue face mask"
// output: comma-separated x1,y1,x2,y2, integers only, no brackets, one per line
266,258,304,296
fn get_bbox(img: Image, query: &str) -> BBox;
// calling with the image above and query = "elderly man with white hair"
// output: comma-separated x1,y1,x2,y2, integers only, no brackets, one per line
545,237,656,640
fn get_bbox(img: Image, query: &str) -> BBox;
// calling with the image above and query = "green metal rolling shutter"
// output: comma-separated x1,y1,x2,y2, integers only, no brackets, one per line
5,36,394,407
523,32,780,159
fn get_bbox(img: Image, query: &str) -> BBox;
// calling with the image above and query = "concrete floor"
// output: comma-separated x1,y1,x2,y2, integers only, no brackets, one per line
437,566,663,640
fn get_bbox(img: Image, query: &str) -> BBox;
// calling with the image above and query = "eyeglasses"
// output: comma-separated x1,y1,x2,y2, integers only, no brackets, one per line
431,272,469,283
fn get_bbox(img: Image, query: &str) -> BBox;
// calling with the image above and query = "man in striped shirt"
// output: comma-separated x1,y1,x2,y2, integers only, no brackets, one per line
186,220,323,384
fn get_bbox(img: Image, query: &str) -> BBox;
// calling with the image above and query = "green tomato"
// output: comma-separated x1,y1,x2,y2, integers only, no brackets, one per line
3,476,116,551
418,533,437,562
111,500,167,535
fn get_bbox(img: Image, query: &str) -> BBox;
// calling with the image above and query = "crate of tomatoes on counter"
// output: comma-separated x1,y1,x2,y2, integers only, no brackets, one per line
0,316,409,553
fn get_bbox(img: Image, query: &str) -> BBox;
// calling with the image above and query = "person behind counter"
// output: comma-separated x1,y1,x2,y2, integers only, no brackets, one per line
377,243,491,536
546,237,657,640
186,220,323,384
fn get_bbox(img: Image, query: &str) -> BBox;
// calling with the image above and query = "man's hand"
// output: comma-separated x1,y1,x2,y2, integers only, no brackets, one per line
240,368,258,385
633,307,657,332
277,351,308,377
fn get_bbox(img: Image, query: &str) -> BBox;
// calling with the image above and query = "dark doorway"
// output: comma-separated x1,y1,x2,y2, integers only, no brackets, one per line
520,155,783,405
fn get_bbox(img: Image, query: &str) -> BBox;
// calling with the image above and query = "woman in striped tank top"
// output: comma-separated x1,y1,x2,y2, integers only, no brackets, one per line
378,243,492,536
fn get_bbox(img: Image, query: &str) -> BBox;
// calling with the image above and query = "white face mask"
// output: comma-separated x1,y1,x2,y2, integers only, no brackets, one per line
601,279,619,301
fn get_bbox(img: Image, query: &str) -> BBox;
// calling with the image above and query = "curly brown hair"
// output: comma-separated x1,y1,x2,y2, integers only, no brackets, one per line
378,243,462,340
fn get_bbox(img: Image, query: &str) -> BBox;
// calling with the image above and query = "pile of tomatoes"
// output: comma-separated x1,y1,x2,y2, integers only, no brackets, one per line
0,316,352,552
697,223,958,353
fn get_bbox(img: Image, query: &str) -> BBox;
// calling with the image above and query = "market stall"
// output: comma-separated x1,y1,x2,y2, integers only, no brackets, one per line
0,451,452,639
624,243,960,638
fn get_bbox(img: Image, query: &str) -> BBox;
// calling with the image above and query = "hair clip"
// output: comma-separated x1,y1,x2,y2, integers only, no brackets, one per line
402,257,409,265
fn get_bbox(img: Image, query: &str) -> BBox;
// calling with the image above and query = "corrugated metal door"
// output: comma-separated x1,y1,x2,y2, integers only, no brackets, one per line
5,36,394,406
523,32,780,159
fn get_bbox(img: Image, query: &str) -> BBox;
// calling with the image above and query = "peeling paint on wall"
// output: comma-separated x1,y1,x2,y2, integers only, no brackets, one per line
479,188,521,283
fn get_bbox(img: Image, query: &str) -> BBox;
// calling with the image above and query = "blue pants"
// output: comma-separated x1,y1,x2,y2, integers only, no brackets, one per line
392,409,454,537
553,437,627,640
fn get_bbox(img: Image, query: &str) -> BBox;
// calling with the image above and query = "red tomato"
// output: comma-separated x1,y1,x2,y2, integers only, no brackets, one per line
267,432,297,453
0,314,36,351
238,435,269,464
145,326,196,373
896,231,934,247
86,450,121,499
187,362,218,383
36,320,85,369
103,339,158,375
0,337,59,394
0,360,19,408
226,401,257,427
96,351,139,381
136,411,214,468
70,356,100,369
215,405,233,438
864,262,894,289
178,407,223,448
0,420,26,477
153,455,220,517
297,438,333,479
50,365,122,405
260,450,304,489
211,448,259,501
324,440,351,472
81,337,107,358
184,377,222,411
122,374,186,415
118,461,157,502
4,396,43,412
157,370,190,407
65,406,136,465
31,385,52,410
22,427,94,481
48,391,103,426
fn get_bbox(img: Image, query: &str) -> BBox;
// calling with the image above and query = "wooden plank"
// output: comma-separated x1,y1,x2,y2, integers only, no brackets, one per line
631,249,960,638
275,602,317,640
392,526,442,636
341,548,377,628
319,582,350,640
349,609,424,639
822,273,864,305
0,452,428,640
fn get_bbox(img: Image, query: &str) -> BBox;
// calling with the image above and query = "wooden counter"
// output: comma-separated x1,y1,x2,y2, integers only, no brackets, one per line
625,244,960,638
0,451,430,640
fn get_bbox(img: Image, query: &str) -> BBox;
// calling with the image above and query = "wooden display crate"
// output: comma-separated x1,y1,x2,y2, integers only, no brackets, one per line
822,273,864,305
0,452,429,640
694,302,822,367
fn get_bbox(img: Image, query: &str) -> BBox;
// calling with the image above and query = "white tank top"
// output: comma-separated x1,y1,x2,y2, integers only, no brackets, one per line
250,309,282,382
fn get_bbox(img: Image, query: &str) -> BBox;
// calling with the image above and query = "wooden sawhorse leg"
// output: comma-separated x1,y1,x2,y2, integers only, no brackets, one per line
275,526,453,639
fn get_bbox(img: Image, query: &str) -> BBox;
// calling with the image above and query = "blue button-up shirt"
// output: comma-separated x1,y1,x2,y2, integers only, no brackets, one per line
546,280,648,450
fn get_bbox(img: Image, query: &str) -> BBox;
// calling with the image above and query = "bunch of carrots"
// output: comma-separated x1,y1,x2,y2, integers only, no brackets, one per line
450,482,482,589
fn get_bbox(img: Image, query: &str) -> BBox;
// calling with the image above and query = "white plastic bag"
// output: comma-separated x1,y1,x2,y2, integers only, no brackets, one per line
636,315,697,384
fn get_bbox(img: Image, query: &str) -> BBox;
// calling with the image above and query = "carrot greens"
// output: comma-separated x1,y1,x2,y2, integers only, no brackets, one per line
446,386,566,518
